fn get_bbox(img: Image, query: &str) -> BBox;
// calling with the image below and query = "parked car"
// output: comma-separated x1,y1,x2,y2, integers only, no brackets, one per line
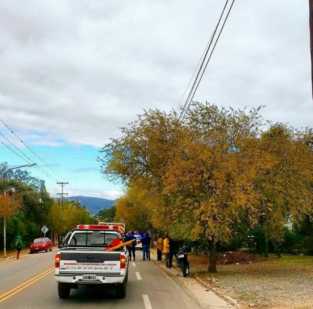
30,237,53,253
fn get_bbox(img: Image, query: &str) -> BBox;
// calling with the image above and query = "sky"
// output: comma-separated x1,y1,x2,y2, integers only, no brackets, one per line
0,0,312,199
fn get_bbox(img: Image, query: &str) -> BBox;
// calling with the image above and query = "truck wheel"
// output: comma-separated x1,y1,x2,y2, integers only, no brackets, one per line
116,283,127,299
58,282,71,299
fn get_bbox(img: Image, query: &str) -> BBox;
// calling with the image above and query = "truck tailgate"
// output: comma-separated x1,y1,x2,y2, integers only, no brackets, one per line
60,251,121,274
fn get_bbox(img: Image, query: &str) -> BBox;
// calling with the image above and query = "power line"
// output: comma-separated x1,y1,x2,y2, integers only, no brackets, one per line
187,0,236,109
0,140,33,164
179,0,230,119
0,120,58,181
179,0,236,120
0,131,35,164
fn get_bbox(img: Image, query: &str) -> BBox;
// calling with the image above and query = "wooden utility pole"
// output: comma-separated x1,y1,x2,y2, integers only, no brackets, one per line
56,181,69,206
309,0,313,96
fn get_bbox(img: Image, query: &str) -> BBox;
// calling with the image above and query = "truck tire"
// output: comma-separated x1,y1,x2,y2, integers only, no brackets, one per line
58,282,71,299
116,282,127,299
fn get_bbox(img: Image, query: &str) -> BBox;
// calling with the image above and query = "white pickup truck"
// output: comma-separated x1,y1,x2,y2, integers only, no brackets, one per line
54,224,129,299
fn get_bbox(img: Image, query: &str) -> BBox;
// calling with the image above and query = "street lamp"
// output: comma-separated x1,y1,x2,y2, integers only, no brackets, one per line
1,163,37,258
2,163,37,179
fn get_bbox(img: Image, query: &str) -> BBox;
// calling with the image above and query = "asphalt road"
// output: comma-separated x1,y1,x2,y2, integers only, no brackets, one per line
0,251,201,309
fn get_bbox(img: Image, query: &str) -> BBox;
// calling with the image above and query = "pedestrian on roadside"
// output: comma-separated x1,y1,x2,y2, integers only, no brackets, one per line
131,232,136,261
168,237,175,268
125,231,136,261
145,232,151,261
142,233,148,261
163,235,170,267
156,235,163,261
15,235,23,260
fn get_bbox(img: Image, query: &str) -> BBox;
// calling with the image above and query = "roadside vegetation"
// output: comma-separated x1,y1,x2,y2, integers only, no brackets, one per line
100,102,313,273
0,163,94,251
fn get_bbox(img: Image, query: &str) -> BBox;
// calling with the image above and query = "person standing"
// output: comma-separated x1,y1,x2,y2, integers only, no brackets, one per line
142,233,148,261
15,235,23,260
125,231,136,261
131,232,136,261
146,233,151,261
163,235,170,267
168,237,175,268
156,235,163,261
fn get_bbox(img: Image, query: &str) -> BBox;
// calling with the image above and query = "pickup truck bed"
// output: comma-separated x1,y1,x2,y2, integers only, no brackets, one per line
54,227,128,299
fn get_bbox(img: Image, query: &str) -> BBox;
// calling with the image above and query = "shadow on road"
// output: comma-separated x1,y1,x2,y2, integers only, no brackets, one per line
60,285,128,304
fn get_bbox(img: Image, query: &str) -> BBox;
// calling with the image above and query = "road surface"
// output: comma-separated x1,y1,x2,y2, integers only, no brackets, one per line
0,251,202,309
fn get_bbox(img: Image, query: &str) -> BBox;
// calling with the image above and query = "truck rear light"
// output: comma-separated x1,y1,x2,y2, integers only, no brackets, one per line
55,253,61,268
120,253,126,269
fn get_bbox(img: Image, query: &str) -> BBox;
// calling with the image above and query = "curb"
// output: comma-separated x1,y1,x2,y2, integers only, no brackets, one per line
194,276,240,309
153,261,206,309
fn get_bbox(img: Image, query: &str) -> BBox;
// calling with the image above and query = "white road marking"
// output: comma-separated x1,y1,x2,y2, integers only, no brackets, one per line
142,294,152,309
136,271,142,280
132,262,136,267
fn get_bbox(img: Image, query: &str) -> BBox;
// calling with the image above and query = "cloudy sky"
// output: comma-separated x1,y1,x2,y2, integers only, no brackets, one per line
0,0,312,199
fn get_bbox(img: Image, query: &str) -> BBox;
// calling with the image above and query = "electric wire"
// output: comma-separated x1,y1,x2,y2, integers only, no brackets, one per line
185,0,236,114
0,120,58,181
0,131,34,164
179,0,230,120
179,0,236,120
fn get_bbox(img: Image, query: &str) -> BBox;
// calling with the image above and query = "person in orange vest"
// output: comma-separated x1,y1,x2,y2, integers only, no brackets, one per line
163,235,170,267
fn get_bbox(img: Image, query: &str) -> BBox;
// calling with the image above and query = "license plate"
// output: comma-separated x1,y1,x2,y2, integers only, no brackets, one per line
82,274,97,281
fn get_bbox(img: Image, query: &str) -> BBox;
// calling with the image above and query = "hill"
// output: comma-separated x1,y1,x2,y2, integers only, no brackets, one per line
68,196,115,214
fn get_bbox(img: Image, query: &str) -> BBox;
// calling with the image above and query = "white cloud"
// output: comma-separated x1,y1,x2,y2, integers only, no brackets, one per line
0,0,312,147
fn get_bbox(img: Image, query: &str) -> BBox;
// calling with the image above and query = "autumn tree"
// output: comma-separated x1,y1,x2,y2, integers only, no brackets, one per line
0,188,21,256
162,104,269,272
114,181,155,231
100,103,313,272
253,125,313,256
48,201,93,241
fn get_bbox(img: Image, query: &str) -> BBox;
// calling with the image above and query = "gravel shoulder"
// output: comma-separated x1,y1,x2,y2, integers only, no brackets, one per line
155,260,234,309
192,255,313,308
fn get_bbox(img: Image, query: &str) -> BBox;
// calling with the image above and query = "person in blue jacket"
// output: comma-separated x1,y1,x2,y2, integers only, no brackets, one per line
142,232,151,261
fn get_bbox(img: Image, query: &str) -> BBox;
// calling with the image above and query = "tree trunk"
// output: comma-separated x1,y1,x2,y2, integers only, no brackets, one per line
309,0,313,94
208,240,217,273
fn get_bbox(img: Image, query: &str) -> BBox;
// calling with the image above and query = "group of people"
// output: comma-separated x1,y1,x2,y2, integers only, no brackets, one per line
123,232,181,269
155,235,175,268
124,231,151,261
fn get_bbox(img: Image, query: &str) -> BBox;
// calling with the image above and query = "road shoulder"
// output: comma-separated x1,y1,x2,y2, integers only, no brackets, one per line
155,261,235,309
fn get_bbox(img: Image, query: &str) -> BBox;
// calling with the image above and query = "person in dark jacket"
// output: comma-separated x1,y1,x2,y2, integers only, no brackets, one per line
125,231,136,261
142,232,151,261
146,233,151,261
168,238,181,268
15,235,23,260
156,235,163,261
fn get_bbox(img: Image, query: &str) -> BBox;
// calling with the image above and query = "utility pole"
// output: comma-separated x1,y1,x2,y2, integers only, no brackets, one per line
1,163,37,257
56,182,69,206
309,0,313,95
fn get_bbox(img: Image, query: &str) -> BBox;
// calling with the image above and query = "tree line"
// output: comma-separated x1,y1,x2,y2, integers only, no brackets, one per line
100,103,313,272
0,163,93,251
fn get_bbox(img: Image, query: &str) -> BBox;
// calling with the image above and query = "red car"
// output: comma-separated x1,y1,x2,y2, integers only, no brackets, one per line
30,237,53,253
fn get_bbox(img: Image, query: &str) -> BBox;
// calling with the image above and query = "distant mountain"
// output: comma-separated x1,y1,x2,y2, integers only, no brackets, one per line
68,196,115,214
